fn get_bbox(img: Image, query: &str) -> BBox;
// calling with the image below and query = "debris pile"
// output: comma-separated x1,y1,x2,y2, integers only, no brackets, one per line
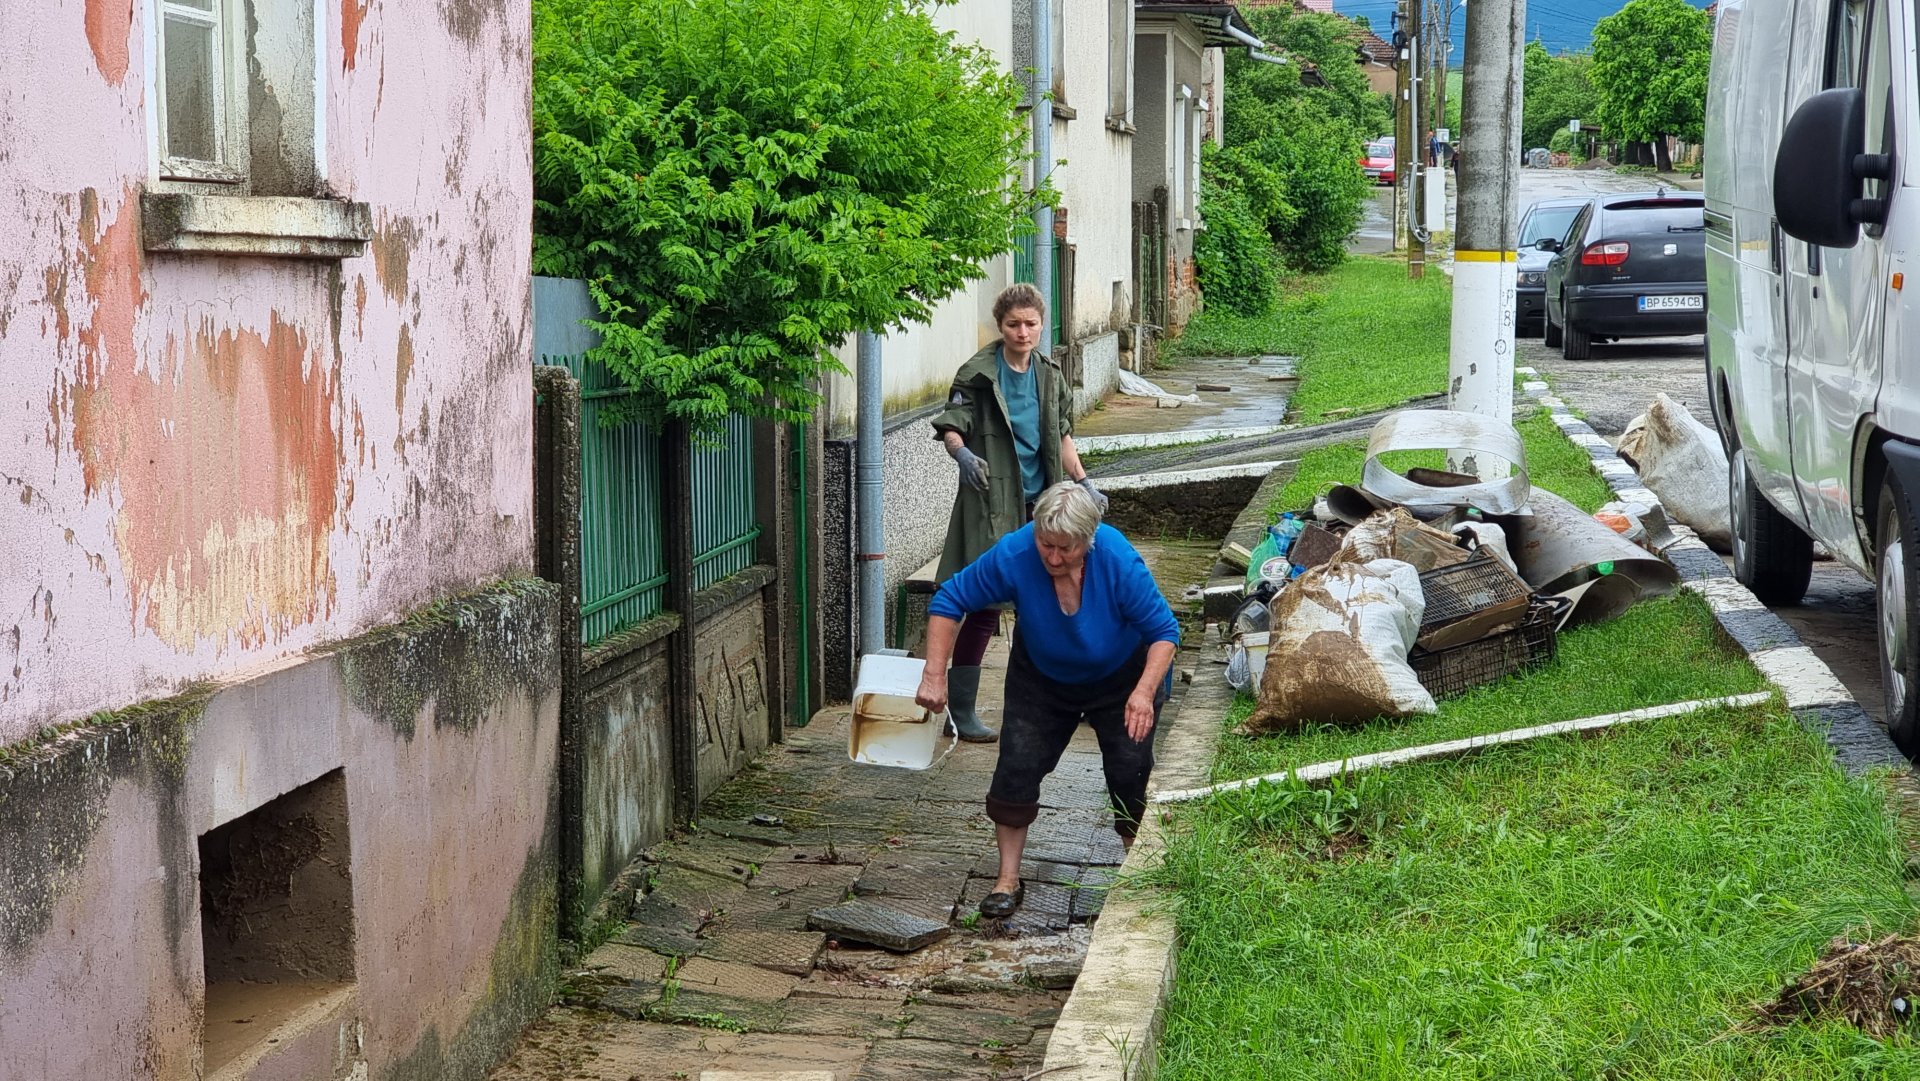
1751,934,1920,1039
1220,409,1685,727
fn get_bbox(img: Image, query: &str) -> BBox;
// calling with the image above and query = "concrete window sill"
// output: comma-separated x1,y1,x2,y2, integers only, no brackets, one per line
141,192,373,259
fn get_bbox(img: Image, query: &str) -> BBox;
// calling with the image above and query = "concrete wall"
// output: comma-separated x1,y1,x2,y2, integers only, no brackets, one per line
0,583,562,1081
574,571,776,907
0,0,550,1074
0,0,533,742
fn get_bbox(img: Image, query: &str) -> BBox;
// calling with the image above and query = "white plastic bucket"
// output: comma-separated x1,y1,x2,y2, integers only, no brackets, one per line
1243,631,1271,689
849,654,948,769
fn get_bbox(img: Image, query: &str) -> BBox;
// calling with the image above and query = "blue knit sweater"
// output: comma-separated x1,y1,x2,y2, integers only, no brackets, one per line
929,523,1180,684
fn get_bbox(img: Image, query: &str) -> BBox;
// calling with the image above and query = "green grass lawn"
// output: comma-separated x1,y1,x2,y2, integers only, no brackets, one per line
1167,257,1455,422
1153,703,1920,1080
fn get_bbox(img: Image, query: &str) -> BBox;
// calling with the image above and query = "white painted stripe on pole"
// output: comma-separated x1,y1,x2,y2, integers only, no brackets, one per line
1446,257,1517,437
1150,693,1775,804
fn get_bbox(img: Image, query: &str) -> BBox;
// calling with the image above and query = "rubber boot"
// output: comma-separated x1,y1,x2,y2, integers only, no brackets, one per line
945,666,999,743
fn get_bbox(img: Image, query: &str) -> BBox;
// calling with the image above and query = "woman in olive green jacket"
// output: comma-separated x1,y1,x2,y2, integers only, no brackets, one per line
929,283,1108,741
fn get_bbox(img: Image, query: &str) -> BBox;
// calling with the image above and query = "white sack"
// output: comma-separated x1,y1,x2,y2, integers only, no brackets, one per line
1117,369,1199,404
1239,558,1436,734
1633,393,1732,551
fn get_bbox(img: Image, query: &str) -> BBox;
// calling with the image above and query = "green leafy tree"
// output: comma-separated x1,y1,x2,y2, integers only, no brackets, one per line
1521,42,1599,155
1590,0,1711,170
533,0,1033,428
1195,4,1375,300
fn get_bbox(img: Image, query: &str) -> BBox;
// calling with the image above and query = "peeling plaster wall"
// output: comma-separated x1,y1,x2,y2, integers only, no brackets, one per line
0,0,535,742
0,584,560,1081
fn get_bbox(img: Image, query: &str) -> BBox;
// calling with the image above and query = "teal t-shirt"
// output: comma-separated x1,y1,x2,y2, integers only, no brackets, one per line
997,347,1045,502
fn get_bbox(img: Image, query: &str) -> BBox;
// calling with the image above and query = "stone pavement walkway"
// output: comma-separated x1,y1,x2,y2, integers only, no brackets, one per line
490,632,1178,1081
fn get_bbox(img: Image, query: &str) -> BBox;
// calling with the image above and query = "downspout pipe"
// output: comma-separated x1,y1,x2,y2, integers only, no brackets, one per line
1033,0,1054,352
856,330,885,657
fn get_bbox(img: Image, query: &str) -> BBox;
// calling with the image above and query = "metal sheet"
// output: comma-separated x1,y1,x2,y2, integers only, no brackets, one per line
1505,487,1679,624
1357,410,1533,516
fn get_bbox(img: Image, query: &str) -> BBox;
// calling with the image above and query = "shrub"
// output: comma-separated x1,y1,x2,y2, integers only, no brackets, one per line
533,0,1034,429
1194,158,1281,316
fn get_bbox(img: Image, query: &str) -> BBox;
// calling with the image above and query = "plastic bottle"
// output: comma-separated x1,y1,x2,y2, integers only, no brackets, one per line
1271,513,1304,558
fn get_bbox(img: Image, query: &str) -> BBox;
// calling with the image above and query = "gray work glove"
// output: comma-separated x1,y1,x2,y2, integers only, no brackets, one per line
953,446,991,492
1079,477,1110,515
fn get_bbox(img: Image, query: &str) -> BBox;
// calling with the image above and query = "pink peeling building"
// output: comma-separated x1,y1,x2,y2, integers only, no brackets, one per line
0,0,560,1075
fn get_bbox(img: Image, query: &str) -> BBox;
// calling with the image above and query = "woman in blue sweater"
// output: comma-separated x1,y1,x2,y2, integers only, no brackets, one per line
915,481,1180,918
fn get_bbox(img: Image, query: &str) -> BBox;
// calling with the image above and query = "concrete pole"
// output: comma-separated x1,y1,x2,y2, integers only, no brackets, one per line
1447,0,1524,464
855,330,885,657
1033,0,1055,351
1396,1,1424,277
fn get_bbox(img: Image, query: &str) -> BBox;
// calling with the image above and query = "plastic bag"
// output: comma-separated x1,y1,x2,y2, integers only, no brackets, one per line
1632,394,1731,552
1243,517,1304,592
1238,558,1436,734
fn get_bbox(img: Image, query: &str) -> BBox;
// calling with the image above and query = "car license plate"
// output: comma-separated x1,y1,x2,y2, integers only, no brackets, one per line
1638,294,1703,311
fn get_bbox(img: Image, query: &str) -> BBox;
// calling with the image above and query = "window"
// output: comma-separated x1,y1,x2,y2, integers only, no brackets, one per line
1107,0,1132,124
156,0,243,182
149,0,321,195
1053,0,1066,107
142,0,367,257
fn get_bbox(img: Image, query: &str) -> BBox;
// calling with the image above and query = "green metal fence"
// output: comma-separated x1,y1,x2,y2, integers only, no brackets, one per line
534,277,760,645
691,413,760,591
1012,234,1067,351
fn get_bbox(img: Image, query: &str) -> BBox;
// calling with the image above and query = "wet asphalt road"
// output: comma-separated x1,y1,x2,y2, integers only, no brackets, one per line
1507,169,1887,723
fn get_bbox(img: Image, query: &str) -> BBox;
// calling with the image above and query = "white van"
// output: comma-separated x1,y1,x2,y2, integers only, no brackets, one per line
1704,0,1918,749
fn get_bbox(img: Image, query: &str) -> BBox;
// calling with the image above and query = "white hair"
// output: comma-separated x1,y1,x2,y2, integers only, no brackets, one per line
1032,482,1101,545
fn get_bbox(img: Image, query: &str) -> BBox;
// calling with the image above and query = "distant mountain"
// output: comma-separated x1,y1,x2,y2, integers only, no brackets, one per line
1335,0,1711,55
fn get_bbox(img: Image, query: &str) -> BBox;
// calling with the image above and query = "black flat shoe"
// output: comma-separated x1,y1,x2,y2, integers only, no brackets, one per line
979,884,1025,918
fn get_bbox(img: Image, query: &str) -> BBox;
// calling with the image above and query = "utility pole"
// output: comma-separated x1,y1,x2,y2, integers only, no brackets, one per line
1447,0,1525,450
1396,0,1425,277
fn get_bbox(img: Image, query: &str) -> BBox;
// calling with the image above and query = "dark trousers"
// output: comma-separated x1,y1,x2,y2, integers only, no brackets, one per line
953,609,999,667
985,635,1164,839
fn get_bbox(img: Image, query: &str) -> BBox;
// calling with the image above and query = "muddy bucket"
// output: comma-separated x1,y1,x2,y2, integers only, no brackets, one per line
849,653,950,769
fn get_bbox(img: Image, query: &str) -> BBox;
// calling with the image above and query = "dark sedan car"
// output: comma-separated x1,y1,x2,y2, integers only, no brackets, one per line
1543,190,1707,359
1515,198,1588,336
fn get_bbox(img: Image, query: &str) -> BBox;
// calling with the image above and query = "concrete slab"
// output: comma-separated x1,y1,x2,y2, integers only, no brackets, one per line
701,930,828,977
807,900,952,952
1073,355,1295,439
673,957,802,1003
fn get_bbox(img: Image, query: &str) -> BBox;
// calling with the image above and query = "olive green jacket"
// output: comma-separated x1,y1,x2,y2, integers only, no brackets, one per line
931,341,1075,582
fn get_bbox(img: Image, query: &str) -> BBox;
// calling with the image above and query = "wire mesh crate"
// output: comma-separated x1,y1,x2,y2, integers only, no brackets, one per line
1410,597,1561,699
1418,549,1532,635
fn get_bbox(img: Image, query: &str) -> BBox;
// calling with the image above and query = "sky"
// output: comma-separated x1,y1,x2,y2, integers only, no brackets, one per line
1333,0,1713,55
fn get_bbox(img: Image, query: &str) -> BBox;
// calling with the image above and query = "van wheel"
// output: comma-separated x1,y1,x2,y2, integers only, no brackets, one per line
1543,307,1563,348
1730,446,1812,605
1562,318,1592,360
1877,480,1920,756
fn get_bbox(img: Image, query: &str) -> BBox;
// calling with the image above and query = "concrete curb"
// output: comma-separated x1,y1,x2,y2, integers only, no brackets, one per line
1037,640,1229,1081
1518,369,1909,775
1075,424,1294,454
1096,460,1294,491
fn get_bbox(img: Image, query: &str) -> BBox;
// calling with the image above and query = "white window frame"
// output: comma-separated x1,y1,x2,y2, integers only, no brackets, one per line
151,0,251,188
1107,0,1134,126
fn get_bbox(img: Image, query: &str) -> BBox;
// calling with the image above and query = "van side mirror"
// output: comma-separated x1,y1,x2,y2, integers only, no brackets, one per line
1535,238,1561,253
1773,87,1893,248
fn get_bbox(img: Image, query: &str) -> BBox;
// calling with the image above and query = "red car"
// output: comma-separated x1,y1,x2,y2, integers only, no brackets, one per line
1360,138,1395,185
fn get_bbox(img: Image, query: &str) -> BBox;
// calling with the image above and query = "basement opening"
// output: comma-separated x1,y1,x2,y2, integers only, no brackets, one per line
198,768,357,1076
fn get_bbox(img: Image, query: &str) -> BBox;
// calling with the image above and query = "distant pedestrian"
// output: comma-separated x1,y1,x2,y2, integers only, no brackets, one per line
1426,129,1439,167
928,284,1108,742
916,482,1179,917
